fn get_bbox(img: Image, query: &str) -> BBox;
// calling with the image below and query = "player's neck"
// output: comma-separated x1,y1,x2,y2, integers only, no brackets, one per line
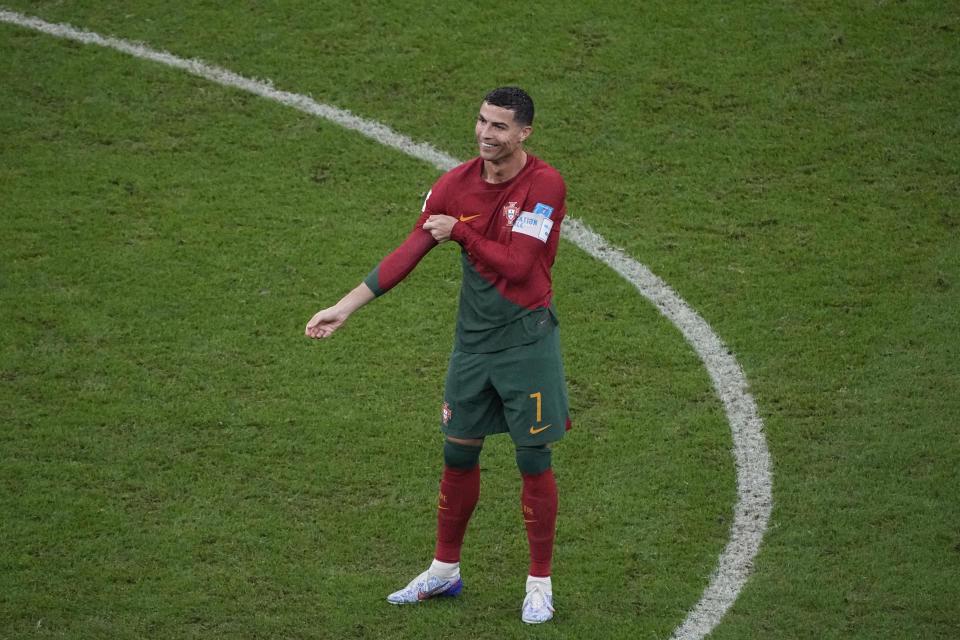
482,150,527,184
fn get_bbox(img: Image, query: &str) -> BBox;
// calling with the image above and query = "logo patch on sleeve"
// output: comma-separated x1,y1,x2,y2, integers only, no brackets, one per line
532,202,554,218
512,211,555,243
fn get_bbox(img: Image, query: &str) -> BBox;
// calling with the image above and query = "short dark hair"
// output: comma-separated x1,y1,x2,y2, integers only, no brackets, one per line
483,86,534,126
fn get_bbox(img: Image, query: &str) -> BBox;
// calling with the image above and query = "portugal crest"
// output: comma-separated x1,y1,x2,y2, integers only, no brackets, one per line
442,402,452,426
502,201,519,226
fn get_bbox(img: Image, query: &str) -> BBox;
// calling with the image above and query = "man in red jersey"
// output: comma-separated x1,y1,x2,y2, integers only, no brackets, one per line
305,87,568,624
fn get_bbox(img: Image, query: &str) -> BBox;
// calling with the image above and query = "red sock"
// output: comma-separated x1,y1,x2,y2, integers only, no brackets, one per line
434,465,481,564
521,469,558,578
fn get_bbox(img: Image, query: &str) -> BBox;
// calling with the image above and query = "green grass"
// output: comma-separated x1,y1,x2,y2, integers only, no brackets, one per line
1,2,958,638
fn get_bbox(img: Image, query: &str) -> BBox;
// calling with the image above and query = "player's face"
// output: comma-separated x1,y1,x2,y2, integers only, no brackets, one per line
475,102,531,163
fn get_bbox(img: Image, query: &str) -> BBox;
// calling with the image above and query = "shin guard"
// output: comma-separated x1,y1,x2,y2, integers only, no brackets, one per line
521,468,558,578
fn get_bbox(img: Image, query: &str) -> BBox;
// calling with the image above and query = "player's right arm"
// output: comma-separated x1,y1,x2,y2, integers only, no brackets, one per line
362,213,436,296
305,281,376,338
305,204,438,339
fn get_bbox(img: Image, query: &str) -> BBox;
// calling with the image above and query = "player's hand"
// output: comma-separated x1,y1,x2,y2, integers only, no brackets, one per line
305,283,375,339
305,306,348,338
423,215,458,243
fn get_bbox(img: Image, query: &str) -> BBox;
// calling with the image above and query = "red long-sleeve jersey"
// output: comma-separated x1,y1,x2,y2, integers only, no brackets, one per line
365,154,566,353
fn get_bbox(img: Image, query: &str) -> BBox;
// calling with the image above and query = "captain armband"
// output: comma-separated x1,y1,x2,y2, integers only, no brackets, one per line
511,202,555,243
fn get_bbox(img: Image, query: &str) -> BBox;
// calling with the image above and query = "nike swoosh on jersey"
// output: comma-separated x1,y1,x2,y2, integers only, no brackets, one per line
458,214,481,222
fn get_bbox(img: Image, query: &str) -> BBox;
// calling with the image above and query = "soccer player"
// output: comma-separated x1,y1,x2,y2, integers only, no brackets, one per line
305,86,570,624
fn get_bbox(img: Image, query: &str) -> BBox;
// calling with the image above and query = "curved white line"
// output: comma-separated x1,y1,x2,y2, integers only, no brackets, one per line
562,220,772,639
0,9,773,637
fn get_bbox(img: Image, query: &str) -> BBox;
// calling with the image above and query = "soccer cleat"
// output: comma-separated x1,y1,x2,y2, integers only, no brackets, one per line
386,569,463,604
521,582,554,623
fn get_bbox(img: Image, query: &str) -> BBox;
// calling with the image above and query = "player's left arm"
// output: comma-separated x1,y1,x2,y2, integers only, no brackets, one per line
441,220,548,283
425,173,565,283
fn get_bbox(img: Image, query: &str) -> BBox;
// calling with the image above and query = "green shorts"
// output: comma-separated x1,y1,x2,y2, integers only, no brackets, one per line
441,326,570,446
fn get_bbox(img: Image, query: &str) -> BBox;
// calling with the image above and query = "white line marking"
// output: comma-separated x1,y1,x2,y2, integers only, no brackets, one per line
1,10,773,638
563,219,772,639
0,10,461,173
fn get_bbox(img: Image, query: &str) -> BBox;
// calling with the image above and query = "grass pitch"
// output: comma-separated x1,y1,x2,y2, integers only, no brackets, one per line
1,2,958,639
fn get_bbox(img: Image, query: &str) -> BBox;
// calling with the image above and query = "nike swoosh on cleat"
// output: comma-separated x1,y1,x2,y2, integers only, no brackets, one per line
417,582,452,600
529,424,551,435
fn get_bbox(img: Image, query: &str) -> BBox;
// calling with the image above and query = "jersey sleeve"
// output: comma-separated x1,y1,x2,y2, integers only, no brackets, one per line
449,223,545,283
449,168,565,284
511,175,565,243
363,187,441,296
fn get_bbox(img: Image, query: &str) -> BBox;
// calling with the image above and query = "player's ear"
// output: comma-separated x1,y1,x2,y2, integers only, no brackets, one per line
520,125,532,142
